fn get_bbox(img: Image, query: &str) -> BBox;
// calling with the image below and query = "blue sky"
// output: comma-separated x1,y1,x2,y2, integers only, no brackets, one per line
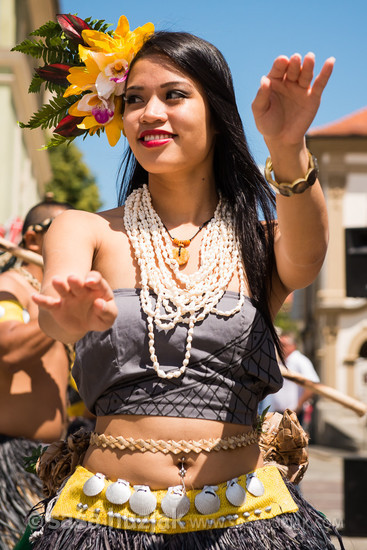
60,0,367,210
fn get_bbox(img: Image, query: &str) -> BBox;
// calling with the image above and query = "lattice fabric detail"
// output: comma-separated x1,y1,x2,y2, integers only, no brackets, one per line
93,308,282,425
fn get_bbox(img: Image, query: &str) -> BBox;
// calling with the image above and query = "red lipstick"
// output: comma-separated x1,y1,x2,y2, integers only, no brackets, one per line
139,129,175,148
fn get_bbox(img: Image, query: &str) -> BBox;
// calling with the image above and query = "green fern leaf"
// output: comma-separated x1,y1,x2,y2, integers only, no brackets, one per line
40,134,77,150
84,17,113,35
28,74,44,93
11,39,45,59
13,37,81,66
29,20,59,39
44,81,69,95
20,96,77,130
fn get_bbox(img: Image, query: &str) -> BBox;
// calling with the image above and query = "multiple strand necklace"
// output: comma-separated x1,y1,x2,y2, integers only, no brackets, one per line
123,184,246,379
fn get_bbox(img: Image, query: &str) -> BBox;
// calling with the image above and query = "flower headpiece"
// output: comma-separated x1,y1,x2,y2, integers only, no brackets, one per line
13,14,154,148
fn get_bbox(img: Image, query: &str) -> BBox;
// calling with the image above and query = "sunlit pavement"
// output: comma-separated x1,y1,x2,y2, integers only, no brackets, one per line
301,445,367,549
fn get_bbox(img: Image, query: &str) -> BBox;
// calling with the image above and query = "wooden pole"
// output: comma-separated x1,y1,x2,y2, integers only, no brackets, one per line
0,236,43,268
280,365,367,417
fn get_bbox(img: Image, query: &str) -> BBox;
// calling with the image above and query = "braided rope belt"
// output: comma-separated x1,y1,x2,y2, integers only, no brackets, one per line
89,428,259,455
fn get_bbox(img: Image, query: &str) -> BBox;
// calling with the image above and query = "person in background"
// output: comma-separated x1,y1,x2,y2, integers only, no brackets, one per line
0,198,72,548
263,330,320,429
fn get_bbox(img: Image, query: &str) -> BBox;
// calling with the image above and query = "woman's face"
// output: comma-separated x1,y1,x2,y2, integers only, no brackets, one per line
123,55,216,178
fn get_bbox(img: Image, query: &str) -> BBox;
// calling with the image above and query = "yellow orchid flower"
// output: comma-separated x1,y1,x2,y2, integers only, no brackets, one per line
69,95,124,147
62,15,153,147
81,16,154,60
64,17,154,102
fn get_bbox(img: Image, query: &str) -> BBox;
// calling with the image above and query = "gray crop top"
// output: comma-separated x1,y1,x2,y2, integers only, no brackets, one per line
72,289,283,426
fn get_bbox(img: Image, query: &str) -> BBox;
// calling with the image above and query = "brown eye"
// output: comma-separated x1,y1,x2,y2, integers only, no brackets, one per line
166,90,187,100
124,94,143,104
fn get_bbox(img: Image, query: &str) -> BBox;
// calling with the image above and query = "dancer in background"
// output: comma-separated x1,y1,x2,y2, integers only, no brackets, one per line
0,198,72,548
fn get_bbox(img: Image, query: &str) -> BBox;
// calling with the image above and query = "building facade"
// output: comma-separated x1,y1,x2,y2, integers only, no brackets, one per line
306,108,367,451
0,0,58,234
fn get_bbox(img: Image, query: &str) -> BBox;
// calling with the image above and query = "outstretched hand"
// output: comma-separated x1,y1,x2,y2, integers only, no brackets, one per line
252,52,335,147
32,271,118,338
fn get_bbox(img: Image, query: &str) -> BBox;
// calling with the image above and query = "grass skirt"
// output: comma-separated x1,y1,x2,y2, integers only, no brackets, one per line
29,481,344,550
0,436,43,549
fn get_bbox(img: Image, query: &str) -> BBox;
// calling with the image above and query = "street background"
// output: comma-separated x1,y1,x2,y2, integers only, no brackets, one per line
302,445,367,549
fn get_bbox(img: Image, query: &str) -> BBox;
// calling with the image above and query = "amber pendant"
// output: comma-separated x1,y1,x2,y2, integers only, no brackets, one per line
172,246,189,265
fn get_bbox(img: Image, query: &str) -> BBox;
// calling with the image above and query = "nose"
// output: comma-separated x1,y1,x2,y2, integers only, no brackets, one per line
139,96,168,124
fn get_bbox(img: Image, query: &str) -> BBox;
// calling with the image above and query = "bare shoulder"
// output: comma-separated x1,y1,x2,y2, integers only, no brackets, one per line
51,207,108,228
55,205,126,236
97,205,126,233
0,270,29,306
45,207,126,251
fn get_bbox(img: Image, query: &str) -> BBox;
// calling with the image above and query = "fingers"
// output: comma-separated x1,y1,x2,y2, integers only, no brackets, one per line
285,53,302,82
266,52,334,93
297,52,315,88
251,75,272,116
267,55,289,80
94,297,118,324
51,271,112,300
52,276,72,298
85,271,114,299
85,271,103,287
87,297,118,333
268,53,310,85
312,56,335,97
32,293,60,310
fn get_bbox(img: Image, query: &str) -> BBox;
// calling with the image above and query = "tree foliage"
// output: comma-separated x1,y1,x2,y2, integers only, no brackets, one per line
275,304,299,334
45,142,102,212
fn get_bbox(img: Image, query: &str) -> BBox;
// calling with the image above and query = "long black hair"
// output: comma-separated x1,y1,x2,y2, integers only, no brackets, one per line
117,31,281,355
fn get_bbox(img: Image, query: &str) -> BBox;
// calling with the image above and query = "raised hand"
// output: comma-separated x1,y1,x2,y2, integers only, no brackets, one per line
252,52,335,148
32,271,118,341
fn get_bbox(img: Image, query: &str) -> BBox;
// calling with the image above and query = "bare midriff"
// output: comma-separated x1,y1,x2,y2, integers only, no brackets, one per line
82,414,264,490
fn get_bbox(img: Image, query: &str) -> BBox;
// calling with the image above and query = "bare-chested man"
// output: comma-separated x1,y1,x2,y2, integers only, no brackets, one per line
0,198,72,548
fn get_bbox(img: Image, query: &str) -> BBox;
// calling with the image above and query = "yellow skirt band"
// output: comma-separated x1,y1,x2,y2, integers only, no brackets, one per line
51,465,298,534
0,300,28,323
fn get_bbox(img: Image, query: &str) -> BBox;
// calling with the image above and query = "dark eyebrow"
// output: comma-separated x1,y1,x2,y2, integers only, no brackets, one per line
160,81,192,89
125,81,192,92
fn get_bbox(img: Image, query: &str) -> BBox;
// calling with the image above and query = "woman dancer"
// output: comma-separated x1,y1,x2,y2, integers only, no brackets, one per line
22,13,342,550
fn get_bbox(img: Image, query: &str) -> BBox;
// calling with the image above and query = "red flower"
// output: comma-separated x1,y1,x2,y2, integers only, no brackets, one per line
35,64,71,86
56,14,91,45
54,115,85,137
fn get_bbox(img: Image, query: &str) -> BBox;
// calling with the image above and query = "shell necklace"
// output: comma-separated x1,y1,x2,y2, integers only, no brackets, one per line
123,184,246,379
11,265,41,291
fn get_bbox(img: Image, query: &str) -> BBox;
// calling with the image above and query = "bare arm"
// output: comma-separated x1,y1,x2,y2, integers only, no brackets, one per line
0,316,54,370
32,210,118,344
296,388,315,414
0,277,55,368
252,52,335,292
